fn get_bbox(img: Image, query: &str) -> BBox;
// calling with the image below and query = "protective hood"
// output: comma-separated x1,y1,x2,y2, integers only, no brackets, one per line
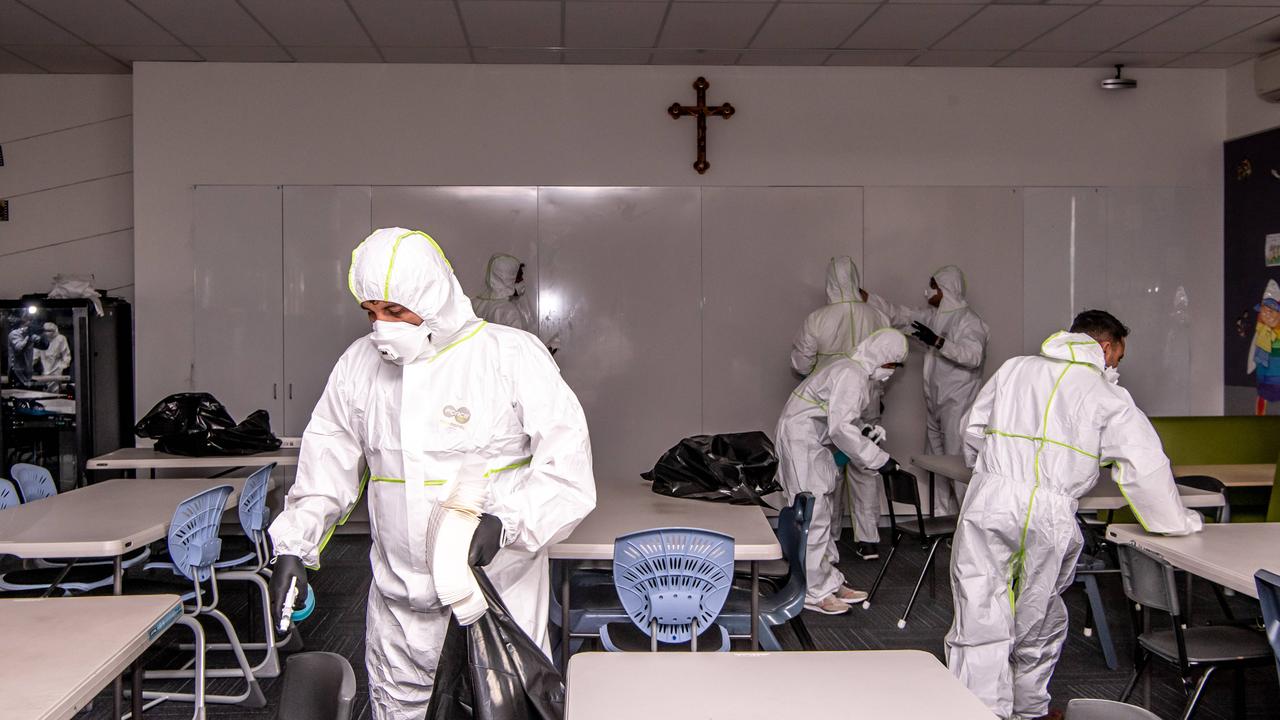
479,254,521,301
1040,331,1105,371
933,265,968,312
850,328,909,375
825,256,862,304
348,227,477,340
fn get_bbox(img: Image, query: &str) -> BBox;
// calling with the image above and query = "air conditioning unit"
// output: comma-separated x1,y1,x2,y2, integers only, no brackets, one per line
1257,47,1280,103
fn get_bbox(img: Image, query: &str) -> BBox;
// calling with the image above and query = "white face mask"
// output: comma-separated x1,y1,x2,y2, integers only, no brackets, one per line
871,367,895,383
1103,366,1120,385
925,286,937,302
370,320,433,365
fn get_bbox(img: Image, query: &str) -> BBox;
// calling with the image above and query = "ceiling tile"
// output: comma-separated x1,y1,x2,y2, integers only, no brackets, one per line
238,0,370,46
1084,51,1181,68
460,1,561,48
1202,0,1280,5
381,47,473,63
349,1,465,48
825,50,920,65
842,5,981,50
1164,52,1258,68
888,0,996,4
1026,7,1185,53
651,49,742,64
1118,7,1280,53
100,45,202,62
1097,0,1199,5
934,6,1085,51
996,51,1096,67
658,3,774,49
472,47,562,63
910,49,1006,66
0,46,45,71
1045,0,1096,5
1205,16,1280,54
130,0,274,46
562,49,655,64
0,0,80,44
670,0,772,3
750,4,877,49
781,0,881,4
5,44,128,72
22,0,179,45
193,46,291,62
738,49,832,65
288,46,382,62
565,2,666,49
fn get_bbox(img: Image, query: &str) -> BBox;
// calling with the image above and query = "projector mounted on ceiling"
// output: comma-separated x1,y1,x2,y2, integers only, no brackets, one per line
1101,64,1137,91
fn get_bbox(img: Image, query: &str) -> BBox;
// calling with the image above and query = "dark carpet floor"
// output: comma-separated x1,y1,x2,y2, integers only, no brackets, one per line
77,530,1279,720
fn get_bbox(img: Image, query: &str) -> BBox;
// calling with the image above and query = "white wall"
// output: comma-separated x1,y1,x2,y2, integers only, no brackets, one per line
0,75,134,301
133,63,1227,476
1227,59,1280,140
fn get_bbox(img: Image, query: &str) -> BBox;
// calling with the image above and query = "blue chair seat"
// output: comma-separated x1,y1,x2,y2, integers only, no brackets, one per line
0,565,115,594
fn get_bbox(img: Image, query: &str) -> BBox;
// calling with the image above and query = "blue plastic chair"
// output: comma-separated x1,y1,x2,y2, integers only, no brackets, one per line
1256,569,1280,687
132,484,266,717
718,492,816,651
599,527,735,652
10,463,56,502
277,652,357,720
0,479,19,509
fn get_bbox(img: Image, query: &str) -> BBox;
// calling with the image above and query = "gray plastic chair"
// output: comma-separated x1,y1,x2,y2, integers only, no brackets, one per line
1116,544,1271,720
1066,698,1161,720
1256,569,1280,687
277,652,357,720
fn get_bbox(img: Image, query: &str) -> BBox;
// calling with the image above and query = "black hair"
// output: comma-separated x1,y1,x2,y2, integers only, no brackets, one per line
1069,309,1130,342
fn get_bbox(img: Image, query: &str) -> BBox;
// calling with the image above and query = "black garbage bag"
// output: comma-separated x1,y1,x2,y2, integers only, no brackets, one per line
136,393,281,456
642,430,780,506
426,567,565,720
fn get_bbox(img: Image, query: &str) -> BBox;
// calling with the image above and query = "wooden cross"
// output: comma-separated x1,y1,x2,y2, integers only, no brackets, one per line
668,77,735,175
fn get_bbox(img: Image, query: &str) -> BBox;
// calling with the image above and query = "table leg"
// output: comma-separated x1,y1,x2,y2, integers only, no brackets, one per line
928,472,936,518
131,657,144,719
750,561,760,650
113,554,124,718
560,562,571,671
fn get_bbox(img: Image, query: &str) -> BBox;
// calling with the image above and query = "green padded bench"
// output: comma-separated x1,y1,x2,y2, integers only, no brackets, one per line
1149,416,1280,523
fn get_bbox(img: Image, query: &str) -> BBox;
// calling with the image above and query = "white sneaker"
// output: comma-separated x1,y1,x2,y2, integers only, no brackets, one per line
804,593,851,615
835,585,868,604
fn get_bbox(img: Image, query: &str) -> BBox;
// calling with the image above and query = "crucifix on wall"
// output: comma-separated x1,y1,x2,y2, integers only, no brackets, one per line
668,77,735,175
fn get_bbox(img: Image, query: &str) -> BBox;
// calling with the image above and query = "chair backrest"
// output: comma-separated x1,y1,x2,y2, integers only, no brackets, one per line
0,479,19,509
1116,544,1180,616
10,463,56,502
1065,698,1161,720
277,652,357,720
881,468,925,529
168,485,234,583
1256,569,1280,687
612,527,735,645
238,463,274,542
1174,475,1230,522
766,493,814,616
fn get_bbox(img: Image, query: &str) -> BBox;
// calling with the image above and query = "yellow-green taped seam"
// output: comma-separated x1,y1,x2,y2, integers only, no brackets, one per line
791,389,829,412
428,321,487,363
370,476,448,486
1112,463,1152,532
484,457,533,478
984,428,1099,460
311,467,371,570
347,241,365,303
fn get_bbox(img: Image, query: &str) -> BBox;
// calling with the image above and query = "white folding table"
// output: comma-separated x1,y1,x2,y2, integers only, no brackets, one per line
1170,464,1275,489
1106,523,1280,598
911,454,1226,512
565,649,996,719
0,595,183,720
549,481,781,661
87,446,300,476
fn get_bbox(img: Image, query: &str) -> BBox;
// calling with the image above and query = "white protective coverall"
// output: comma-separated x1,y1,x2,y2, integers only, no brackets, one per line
868,265,989,513
945,332,1202,719
472,254,536,334
777,329,909,603
269,228,596,719
34,324,71,376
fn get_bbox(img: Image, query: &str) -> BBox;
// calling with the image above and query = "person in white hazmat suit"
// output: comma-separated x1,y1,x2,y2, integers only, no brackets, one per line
473,253,536,334
865,265,988,515
791,256,893,561
945,310,1202,720
777,329,908,616
267,228,596,719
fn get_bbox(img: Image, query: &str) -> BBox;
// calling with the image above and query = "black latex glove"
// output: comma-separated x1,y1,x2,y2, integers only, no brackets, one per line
268,554,308,630
910,321,943,349
468,514,504,568
877,457,901,476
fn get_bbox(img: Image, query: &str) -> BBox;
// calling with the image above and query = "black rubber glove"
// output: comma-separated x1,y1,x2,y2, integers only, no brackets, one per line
877,457,902,477
268,554,308,630
468,514,504,568
910,321,943,349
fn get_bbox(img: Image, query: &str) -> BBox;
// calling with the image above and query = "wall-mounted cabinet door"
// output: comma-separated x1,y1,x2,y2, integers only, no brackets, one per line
282,186,373,436
192,186,284,430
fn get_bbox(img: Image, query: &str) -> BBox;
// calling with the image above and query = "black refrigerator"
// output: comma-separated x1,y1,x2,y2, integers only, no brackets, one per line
1,296,133,491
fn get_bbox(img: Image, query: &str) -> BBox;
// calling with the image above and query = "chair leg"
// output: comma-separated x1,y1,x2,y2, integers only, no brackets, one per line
928,539,937,599
757,622,782,652
862,532,901,609
1082,574,1118,671
1179,666,1215,720
1120,648,1148,702
1212,584,1236,622
788,616,816,651
1233,667,1246,720
899,537,943,629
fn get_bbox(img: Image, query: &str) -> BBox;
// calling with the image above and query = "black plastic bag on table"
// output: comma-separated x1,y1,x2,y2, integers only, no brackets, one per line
642,430,781,507
135,393,282,456
425,567,565,720
135,392,236,438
